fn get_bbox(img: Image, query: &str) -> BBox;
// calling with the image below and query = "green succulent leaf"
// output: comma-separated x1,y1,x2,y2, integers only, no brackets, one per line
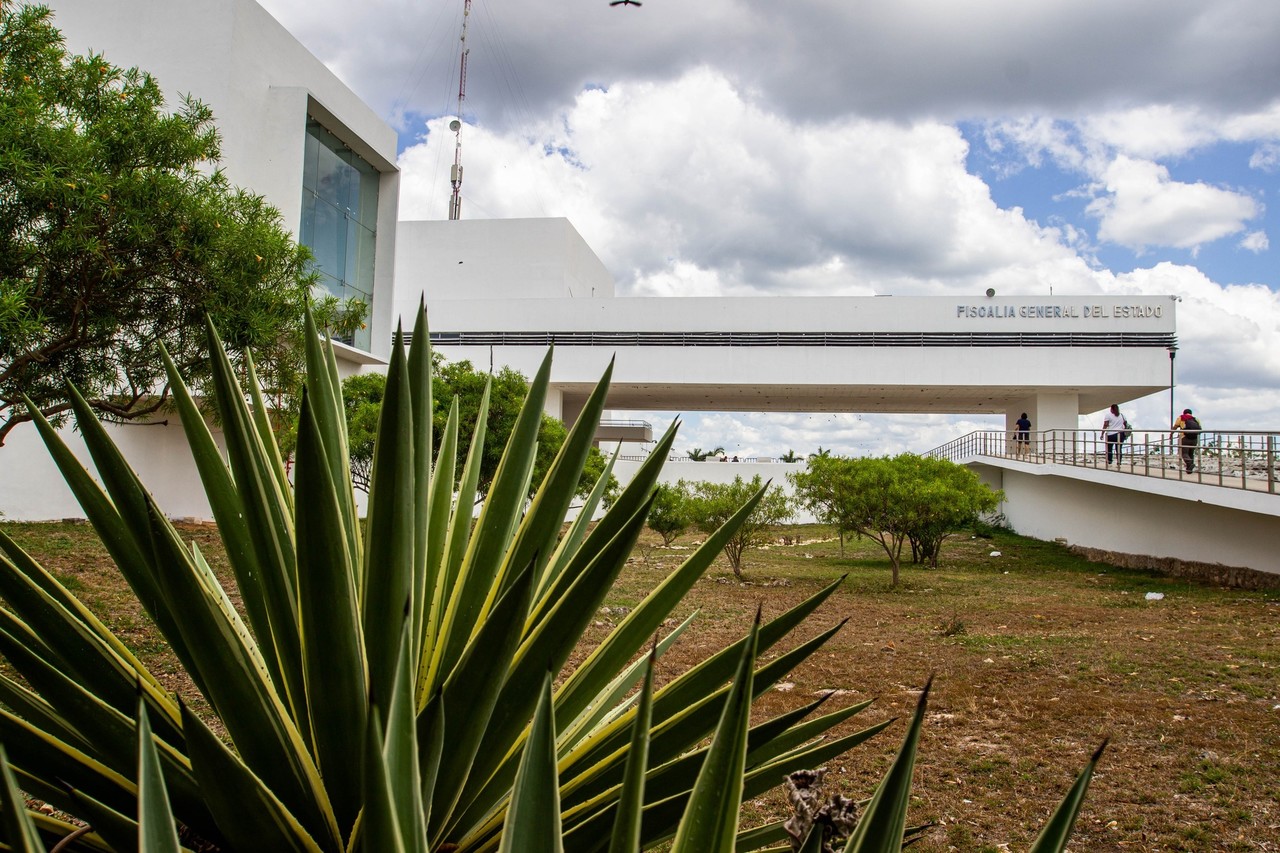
498,672,563,853
0,743,47,852
363,328,418,715
180,705,325,853
295,389,367,837
607,649,655,853
669,609,760,852
137,702,182,853
1028,740,1108,853
843,677,933,853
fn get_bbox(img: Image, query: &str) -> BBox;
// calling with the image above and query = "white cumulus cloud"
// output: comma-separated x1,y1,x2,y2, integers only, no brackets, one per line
1086,156,1260,251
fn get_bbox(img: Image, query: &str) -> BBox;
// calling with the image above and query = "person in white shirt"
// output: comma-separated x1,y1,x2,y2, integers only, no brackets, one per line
1101,403,1126,465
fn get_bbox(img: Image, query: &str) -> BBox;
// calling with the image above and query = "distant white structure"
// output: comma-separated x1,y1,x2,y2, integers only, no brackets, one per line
400,222,1176,438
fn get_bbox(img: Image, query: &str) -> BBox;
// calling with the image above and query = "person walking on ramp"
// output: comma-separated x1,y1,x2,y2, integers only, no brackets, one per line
1102,404,1127,466
1172,408,1201,473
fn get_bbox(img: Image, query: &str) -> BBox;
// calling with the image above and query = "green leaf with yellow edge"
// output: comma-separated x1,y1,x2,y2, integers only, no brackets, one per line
843,677,933,853
418,397,459,708
137,702,181,853
421,378,490,698
669,608,760,852
204,318,307,734
360,710,407,853
407,302,435,668
244,348,294,516
302,310,362,582
159,343,279,688
295,389,367,838
0,532,182,746
0,743,47,852
606,649,655,853
362,328,417,718
180,705,325,853
384,615,428,853
427,559,536,844
498,672,563,853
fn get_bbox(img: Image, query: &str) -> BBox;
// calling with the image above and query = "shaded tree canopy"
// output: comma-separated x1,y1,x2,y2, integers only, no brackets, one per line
342,357,616,500
646,482,693,546
0,3,362,446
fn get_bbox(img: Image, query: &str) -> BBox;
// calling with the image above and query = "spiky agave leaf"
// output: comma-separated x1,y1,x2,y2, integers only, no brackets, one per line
0,307,1095,853
1028,741,1108,853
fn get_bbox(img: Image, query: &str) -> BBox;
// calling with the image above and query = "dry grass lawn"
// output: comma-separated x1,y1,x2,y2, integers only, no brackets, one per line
5,519,1279,852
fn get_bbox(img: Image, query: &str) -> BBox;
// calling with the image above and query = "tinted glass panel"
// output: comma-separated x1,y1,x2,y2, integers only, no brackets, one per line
299,118,379,348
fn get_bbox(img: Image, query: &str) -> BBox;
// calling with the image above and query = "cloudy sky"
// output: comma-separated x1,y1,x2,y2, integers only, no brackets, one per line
260,0,1280,459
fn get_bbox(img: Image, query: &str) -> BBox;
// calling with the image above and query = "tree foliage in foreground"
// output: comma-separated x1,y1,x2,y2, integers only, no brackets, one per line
0,310,1101,850
790,454,1003,586
0,3,362,448
342,358,616,499
683,475,794,578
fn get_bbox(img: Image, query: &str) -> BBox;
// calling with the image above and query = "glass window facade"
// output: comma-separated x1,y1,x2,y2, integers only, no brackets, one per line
300,118,379,351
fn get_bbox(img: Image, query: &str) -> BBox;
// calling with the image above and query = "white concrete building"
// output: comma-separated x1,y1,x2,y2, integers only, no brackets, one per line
2,0,399,520
397,222,1176,437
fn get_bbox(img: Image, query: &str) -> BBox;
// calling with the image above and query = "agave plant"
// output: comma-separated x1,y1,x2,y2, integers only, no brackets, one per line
0,307,1102,851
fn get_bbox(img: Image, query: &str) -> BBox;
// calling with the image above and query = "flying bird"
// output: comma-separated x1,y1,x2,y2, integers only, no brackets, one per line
609,0,642,6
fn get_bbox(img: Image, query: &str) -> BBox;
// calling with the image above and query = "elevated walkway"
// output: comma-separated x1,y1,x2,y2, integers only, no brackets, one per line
931,430,1280,578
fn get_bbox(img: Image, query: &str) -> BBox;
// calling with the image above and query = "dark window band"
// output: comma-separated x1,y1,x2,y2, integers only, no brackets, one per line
413,331,1177,348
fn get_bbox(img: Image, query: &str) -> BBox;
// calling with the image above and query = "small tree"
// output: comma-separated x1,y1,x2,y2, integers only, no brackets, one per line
685,475,793,578
780,449,801,463
647,481,693,546
789,455,858,557
341,372,385,491
793,454,1002,586
899,455,1003,567
686,446,725,461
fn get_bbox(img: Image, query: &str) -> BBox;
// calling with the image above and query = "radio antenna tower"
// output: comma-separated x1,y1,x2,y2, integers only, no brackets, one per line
448,0,472,220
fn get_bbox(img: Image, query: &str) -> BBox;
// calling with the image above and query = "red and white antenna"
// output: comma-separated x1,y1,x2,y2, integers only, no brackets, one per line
447,0,471,220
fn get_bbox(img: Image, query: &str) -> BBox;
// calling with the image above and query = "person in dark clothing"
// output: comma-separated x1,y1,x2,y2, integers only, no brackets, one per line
1014,412,1031,456
1173,408,1201,473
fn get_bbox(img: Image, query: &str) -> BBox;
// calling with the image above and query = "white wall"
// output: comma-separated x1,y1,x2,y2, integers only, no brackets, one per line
978,461,1280,575
0,415,225,522
394,218,616,321
51,0,401,362
610,458,817,523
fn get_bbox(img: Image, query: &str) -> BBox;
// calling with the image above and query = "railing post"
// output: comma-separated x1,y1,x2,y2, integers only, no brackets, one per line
1270,435,1276,494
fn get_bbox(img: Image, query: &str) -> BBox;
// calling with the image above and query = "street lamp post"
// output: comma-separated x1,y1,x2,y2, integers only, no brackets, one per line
1167,345,1177,428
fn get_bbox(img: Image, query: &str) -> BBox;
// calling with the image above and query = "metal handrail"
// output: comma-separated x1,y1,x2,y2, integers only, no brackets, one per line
598,418,652,429
929,430,1278,495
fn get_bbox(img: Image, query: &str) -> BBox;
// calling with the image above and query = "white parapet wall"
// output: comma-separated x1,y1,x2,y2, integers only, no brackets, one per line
609,458,817,524
0,415,224,523
975,461,1280,576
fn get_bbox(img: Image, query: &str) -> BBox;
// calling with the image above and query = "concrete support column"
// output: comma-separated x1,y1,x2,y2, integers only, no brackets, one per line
1007,393,1081,457
1005,393,1079,435
544,387,564,421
